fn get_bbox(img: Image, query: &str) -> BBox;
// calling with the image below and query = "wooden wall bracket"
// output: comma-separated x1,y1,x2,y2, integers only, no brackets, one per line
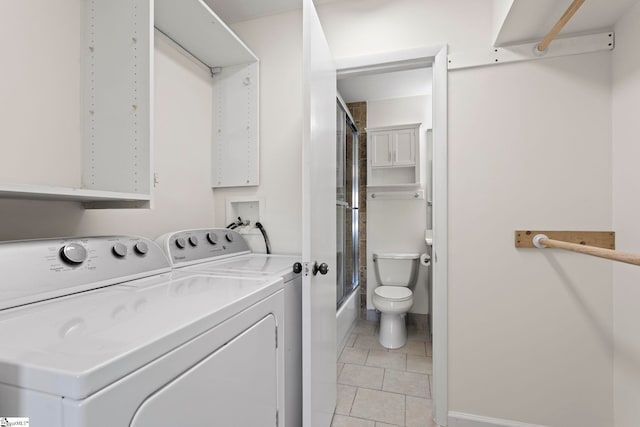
515,230,615,249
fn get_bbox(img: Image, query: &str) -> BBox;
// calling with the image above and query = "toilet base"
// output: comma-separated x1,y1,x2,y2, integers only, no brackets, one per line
378,312,407,349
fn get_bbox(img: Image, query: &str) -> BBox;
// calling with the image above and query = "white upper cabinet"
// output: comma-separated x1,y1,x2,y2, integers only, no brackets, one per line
366,123,421,188
154,0,260,189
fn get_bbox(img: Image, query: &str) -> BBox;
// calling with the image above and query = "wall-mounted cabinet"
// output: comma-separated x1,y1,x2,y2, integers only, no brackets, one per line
155,0,260,189
367,123,421,189
0,0,259,208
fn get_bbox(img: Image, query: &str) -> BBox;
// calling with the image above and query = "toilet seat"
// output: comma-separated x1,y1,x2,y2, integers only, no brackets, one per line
374,286,412,302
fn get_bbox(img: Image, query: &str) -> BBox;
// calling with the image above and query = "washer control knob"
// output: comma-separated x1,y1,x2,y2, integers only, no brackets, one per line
206,232,218,245
112,242,128,258
60,243,88,264
188,236,199,247
225,232,234,242
175,237,186,249
134,241,149,255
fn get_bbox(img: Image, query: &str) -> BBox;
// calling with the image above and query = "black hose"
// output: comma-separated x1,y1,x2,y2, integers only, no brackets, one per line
227,217,243,230
255,222,271,255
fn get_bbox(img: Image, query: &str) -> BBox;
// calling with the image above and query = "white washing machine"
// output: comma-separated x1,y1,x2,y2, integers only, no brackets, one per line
0,236,285,427
156,228,302,427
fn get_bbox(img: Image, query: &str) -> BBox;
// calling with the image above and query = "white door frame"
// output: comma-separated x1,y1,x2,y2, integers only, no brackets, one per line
335,44,449,427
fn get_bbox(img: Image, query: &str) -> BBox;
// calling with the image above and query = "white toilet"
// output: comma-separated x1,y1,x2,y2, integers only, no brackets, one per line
372,252,420,349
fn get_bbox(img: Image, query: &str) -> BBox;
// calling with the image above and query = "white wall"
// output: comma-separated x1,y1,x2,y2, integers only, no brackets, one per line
213,10,303,255
0,2,217,240
318,0,614,425
612,2,640,426
0,0,82,187
366,95,432,314
449,52,612,427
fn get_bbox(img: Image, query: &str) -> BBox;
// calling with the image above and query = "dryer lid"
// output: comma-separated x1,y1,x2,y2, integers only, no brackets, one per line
185,254,302,282
0,273,283,400
374,286,412,301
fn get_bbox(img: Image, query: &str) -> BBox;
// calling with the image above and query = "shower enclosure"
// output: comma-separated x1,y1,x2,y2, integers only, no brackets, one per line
336,100,359,308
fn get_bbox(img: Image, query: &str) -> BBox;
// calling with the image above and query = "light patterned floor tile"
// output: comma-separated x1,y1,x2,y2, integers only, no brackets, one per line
346,334,357,347
366,350,406,371
383,369,430,399
354,335,388,351
336,384,357,415
406,396,436,427
389,340,426,356
338,362,345,377
350,388,405,426
407,327,429,342
331,414,375,427
339,347,369,365
338,363,385,390
375,423,403,427
406,354,432,374
352,320,377,336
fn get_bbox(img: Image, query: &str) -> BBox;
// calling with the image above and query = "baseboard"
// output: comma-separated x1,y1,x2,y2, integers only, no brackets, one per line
448,412,548,427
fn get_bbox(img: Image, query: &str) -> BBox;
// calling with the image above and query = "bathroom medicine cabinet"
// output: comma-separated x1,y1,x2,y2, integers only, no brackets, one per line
366,123,421,188
0,0,258,208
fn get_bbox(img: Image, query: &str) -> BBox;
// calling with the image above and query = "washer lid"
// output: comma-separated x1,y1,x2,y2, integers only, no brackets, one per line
0,273,283,400
374,286,412,301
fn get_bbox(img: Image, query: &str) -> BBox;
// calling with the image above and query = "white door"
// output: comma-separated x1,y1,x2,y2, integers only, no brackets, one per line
302,0,337,426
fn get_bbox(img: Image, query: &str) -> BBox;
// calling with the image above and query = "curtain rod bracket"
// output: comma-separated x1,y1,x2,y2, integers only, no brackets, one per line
532,234,548,248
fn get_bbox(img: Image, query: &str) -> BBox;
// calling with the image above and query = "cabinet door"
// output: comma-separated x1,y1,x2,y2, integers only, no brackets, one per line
370,132,392,167
393,128,416,166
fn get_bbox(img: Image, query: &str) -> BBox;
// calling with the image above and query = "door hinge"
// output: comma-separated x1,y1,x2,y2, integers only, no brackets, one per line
276,410,279,426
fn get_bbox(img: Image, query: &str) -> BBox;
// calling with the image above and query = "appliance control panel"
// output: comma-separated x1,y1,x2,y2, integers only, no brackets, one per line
156,229,251,267
0,236,171,311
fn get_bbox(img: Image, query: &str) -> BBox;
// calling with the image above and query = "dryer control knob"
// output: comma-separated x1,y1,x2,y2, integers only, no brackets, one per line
206,232,218,245
112,242,128,258
134,241,149,255
188,236,199,247
175,237,186,249
225,232,234,242
60,243,88,264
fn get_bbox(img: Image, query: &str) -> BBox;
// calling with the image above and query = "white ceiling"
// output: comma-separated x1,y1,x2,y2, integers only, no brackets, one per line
203,0,344,24
337,67,432,104
203,0,301,24
495,0,640,46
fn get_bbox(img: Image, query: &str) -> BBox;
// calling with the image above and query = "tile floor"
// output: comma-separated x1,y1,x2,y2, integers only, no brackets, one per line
332,319,436,427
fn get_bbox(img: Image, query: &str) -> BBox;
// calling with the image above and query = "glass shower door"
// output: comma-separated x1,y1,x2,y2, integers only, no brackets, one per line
336,101,359,307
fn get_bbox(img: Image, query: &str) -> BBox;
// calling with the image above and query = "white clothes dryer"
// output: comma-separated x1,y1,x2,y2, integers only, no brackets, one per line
0,236,284,427
155,228,302,427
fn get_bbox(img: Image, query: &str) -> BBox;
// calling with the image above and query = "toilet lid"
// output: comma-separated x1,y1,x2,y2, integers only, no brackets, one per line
374,286,412,301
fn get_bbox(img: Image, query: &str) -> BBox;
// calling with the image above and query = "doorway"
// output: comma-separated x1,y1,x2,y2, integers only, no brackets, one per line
333,47,448,427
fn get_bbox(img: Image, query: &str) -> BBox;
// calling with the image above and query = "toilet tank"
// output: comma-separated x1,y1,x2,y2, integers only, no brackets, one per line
373,253,420,287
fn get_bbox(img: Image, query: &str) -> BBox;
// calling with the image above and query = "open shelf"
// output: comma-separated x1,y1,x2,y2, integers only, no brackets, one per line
0,184,151,208
155,0,258,68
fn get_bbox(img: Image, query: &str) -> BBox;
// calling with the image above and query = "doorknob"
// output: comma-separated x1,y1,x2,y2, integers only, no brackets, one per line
292,262,302,274
312,262,329,276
